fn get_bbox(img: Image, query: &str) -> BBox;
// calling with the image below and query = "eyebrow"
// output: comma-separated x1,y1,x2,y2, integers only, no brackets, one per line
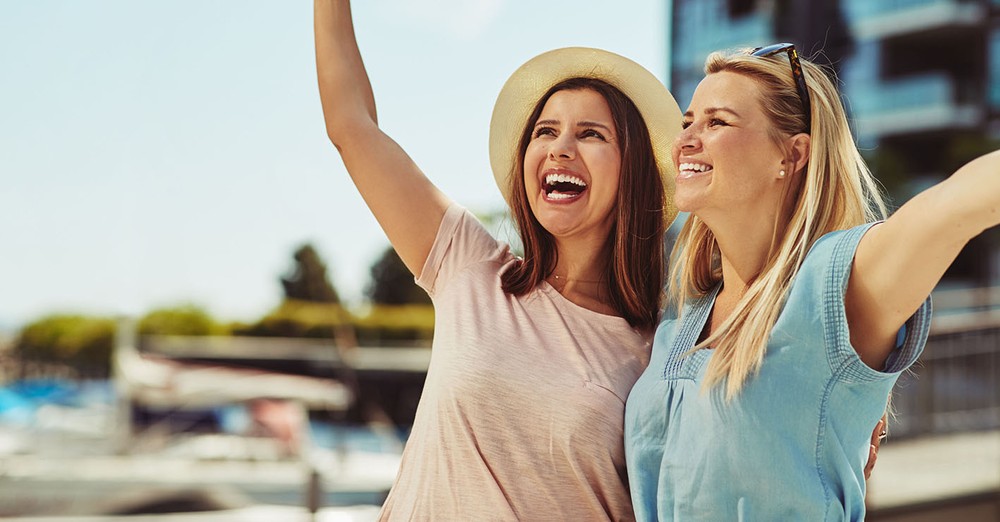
534,119,614,133
682,107,742,119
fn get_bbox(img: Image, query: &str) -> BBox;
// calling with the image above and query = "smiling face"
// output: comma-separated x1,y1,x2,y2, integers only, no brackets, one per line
522,88,622,241
673,71,788,221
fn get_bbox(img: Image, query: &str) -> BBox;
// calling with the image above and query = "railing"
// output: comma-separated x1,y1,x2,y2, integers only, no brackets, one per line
843,0,970,19
890,287,1000,439
848,73,954,115
843,0,983,41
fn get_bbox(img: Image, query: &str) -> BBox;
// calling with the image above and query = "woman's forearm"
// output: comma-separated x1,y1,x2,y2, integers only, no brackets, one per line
939,149,1000,242
314,0,377,146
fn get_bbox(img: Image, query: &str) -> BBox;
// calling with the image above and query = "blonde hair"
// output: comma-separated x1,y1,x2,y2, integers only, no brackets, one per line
668,50,889,399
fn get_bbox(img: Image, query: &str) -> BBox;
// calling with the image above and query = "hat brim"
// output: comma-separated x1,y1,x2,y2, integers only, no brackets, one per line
488,47,682,226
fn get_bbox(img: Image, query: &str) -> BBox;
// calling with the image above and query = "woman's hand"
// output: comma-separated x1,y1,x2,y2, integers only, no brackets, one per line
864,415,887,480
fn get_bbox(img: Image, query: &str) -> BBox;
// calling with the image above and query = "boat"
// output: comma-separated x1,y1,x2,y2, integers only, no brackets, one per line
0,322,405,519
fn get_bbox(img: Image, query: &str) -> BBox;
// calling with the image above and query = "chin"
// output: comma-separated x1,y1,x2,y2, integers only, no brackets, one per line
538,219,578,237
673,197,697,213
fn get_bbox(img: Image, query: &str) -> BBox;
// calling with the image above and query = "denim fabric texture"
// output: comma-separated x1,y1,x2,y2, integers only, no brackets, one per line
625,223,932,521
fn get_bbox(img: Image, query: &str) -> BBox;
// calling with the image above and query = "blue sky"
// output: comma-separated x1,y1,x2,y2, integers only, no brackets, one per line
0,1,668,329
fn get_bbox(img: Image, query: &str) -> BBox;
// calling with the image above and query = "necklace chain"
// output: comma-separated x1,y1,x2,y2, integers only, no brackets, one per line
551,274,604,284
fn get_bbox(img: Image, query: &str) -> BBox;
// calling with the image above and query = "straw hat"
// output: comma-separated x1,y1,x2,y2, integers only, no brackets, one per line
488,46,682,224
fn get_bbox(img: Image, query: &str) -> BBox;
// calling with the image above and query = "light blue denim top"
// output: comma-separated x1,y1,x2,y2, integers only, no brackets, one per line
624,223,932,521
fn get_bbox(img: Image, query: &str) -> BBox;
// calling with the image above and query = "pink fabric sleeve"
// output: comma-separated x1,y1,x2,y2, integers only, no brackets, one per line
415,203,509,298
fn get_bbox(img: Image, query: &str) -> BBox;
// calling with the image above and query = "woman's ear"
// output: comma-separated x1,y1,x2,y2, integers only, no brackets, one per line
787,133,811,175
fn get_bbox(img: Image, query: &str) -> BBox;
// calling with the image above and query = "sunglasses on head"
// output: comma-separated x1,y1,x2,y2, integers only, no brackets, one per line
750,43,811,132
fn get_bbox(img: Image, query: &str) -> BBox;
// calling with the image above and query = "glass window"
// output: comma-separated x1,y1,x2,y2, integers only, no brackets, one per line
990,29,1000,109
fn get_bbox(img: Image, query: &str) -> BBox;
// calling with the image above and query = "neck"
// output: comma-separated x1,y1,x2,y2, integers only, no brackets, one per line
703,208,788,294
698,175,802,289
547,236,615,315
550,235,610,284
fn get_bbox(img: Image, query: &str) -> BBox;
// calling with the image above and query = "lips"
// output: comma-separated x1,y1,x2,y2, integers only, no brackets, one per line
543,171,588,201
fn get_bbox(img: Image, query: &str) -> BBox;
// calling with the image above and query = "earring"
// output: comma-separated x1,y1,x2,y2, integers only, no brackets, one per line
779,169,786,178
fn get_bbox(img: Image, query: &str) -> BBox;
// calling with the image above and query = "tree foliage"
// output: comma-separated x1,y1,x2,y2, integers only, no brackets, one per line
236,244,353,339
353,304,434,344
365,246,431,305
14,314,116,377
282,244,340,303
139,304,227,336
232,299,353,339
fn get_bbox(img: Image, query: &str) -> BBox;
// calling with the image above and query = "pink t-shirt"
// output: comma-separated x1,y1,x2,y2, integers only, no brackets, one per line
377,204,652,521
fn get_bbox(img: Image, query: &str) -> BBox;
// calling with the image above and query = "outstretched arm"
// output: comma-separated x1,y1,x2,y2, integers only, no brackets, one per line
847,150,1000,368
315,0,449,275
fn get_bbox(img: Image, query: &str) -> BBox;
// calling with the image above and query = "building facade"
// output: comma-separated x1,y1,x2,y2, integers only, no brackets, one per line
669,0,1000,285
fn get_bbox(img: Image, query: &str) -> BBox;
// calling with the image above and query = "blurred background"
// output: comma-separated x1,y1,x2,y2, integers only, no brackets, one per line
1,0,998,520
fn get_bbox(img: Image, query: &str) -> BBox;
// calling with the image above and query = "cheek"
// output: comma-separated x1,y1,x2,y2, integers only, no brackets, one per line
671,142,682,169
523,143,545,171
584,144,620,173
522,147,542,189
601,152,623,191
595,170,622,207
731,147,779,185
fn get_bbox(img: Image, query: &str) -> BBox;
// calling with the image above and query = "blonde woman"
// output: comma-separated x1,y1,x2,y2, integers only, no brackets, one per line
315,1,683,519
624,43,1000,520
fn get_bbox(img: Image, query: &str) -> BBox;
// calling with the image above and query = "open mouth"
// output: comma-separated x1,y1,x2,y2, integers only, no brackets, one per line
544,172,587,201
677,162,713,179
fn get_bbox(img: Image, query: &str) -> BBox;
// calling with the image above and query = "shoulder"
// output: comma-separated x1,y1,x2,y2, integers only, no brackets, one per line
782,223,881,317
788,223,879,294
417,203,513,296
804,223,879,269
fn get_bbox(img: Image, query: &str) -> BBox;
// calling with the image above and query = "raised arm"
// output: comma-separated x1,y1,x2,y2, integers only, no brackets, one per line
314,0,449,275
847,150,1000,368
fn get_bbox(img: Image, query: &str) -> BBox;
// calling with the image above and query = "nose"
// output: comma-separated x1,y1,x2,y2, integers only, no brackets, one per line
675,125,701,152
548,133,576,160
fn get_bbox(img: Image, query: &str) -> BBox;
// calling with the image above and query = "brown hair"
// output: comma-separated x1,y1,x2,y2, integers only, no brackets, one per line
500,77,665,330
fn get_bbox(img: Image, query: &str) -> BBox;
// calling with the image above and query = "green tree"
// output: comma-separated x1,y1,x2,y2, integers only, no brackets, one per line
365,246,431,305
233,299,354,339
139,304,226,336
353,304,434,344
282,244,340,303
234,244,354,340
355,246,434,344
14,314,116,377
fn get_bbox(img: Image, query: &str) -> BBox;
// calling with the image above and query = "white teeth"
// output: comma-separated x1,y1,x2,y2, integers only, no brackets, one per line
544,173,587,187
547,192,577,200
678,162,712,172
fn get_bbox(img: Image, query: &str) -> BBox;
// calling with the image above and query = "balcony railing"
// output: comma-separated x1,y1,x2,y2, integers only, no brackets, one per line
844,0,963,18
673,12,770,70
843,0,983,40
849,72,952,114
848,72,981,139
891,287,1000,439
